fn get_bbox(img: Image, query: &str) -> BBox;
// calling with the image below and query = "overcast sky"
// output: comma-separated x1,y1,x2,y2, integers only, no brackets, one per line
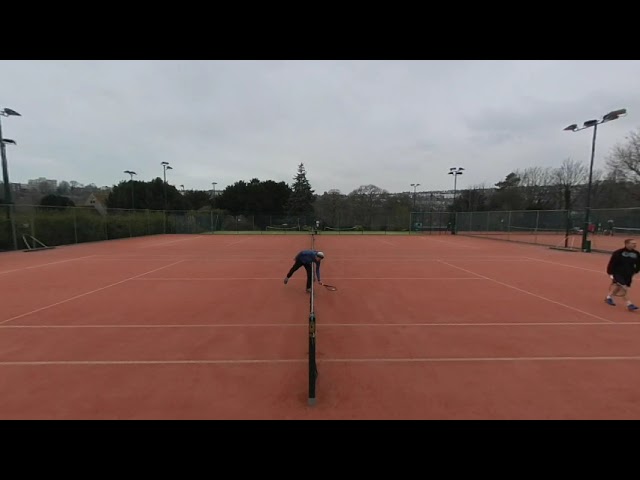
1,60,638,195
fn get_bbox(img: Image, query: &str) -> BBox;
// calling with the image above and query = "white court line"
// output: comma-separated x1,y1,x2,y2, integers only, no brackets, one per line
142,237,201,248
81,258,536,264
439,260,615,324
525,257,603,274
3,355,640,366
2,321,639,329
86,254,533,261
225,238,251,247
0,255,97,275
377,239,397,246
417,236,482,249
324,355,640,363
0,260,184,326
132,276,485,281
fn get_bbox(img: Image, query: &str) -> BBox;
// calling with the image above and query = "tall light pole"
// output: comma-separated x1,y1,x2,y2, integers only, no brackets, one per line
448,167,464,205
212,181,217,206
1,107,21,251
124,170,137,209
448,167,464,235
161,161,172,211
564,108,627,252
410,183,420,210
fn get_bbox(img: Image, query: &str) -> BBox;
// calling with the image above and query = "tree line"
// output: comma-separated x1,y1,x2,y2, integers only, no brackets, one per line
36,127,640,221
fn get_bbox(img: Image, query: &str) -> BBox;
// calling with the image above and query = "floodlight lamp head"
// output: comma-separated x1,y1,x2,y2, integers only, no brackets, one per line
603,108,627,122
1,108,21,117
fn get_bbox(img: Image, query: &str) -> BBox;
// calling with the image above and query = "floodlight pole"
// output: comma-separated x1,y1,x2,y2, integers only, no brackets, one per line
448,167,464,234
124,170,137,209
410,183,420,210
161,162,172,211
564,108,627,252
0,107,21,251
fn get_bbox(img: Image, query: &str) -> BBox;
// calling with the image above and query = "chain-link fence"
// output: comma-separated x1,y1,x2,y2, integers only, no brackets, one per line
452,207,640,252
3,204,640,253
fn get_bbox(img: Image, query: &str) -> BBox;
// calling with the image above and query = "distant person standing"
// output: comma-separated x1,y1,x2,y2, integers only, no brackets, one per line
605,238,640,311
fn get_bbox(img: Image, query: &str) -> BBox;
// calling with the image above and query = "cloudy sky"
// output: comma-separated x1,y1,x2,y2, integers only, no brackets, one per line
1,60,638,195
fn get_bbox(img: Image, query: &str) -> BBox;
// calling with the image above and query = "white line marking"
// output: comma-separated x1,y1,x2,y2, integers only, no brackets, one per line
439,260,615,324
225,238,251,246
132,277,485,281
143,237,200,247
2,355,640,366
2,321,639,329
324,355,640,363
0,359,303,366
525,257,603,274
377,239,397,246
417,236,482,249
0,260,184,326
85,254,534,262
0,255,97,275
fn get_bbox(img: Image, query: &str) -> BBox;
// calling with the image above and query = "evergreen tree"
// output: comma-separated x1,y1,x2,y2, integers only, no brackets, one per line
286,163,315,216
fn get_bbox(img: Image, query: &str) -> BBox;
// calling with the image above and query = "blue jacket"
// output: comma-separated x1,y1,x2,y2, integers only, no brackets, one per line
295,250,322,281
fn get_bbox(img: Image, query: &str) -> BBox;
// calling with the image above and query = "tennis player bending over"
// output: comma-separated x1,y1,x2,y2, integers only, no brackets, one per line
605,238,640,311
284,250,324,293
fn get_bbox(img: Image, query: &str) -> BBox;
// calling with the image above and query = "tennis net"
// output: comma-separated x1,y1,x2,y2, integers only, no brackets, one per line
308,231,318,406
612,227,640,236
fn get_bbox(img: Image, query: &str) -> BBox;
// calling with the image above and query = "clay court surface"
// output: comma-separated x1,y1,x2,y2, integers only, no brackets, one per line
2,232,640,419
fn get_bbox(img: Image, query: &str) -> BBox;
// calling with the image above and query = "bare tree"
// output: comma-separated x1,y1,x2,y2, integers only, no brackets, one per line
553,157,588,211
605,127,640,181
348,185,387,228
516,166,555,209
313,189,345,226
458,183,489,212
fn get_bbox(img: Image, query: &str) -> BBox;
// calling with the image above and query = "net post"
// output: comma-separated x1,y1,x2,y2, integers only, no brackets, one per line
308,230,318,405
308,311,317,406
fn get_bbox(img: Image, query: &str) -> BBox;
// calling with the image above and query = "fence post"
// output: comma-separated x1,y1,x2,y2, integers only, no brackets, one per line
73,207,78,244
10,204,17,250
564,209,571,248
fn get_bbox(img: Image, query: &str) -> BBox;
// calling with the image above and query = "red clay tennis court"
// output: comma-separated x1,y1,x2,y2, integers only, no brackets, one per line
1,232,640,419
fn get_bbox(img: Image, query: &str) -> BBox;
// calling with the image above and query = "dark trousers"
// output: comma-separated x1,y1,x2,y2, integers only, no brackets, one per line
287,260,312,289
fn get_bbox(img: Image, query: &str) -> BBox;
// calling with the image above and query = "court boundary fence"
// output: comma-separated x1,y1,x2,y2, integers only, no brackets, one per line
1,203,638,254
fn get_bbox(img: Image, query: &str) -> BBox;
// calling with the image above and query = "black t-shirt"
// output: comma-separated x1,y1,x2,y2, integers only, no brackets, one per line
607,248,640,277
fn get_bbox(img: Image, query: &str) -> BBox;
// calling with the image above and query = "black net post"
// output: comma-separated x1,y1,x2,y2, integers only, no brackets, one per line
308,311,317,406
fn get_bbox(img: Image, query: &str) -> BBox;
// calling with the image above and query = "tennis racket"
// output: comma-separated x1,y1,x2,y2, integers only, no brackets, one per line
321,283,337,291
612,282,628,297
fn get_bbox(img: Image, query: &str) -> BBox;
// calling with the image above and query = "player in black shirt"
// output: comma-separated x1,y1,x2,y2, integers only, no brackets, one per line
605,238,640,310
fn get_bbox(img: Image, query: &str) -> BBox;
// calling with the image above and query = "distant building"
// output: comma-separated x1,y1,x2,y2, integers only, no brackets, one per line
28,177,58,192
